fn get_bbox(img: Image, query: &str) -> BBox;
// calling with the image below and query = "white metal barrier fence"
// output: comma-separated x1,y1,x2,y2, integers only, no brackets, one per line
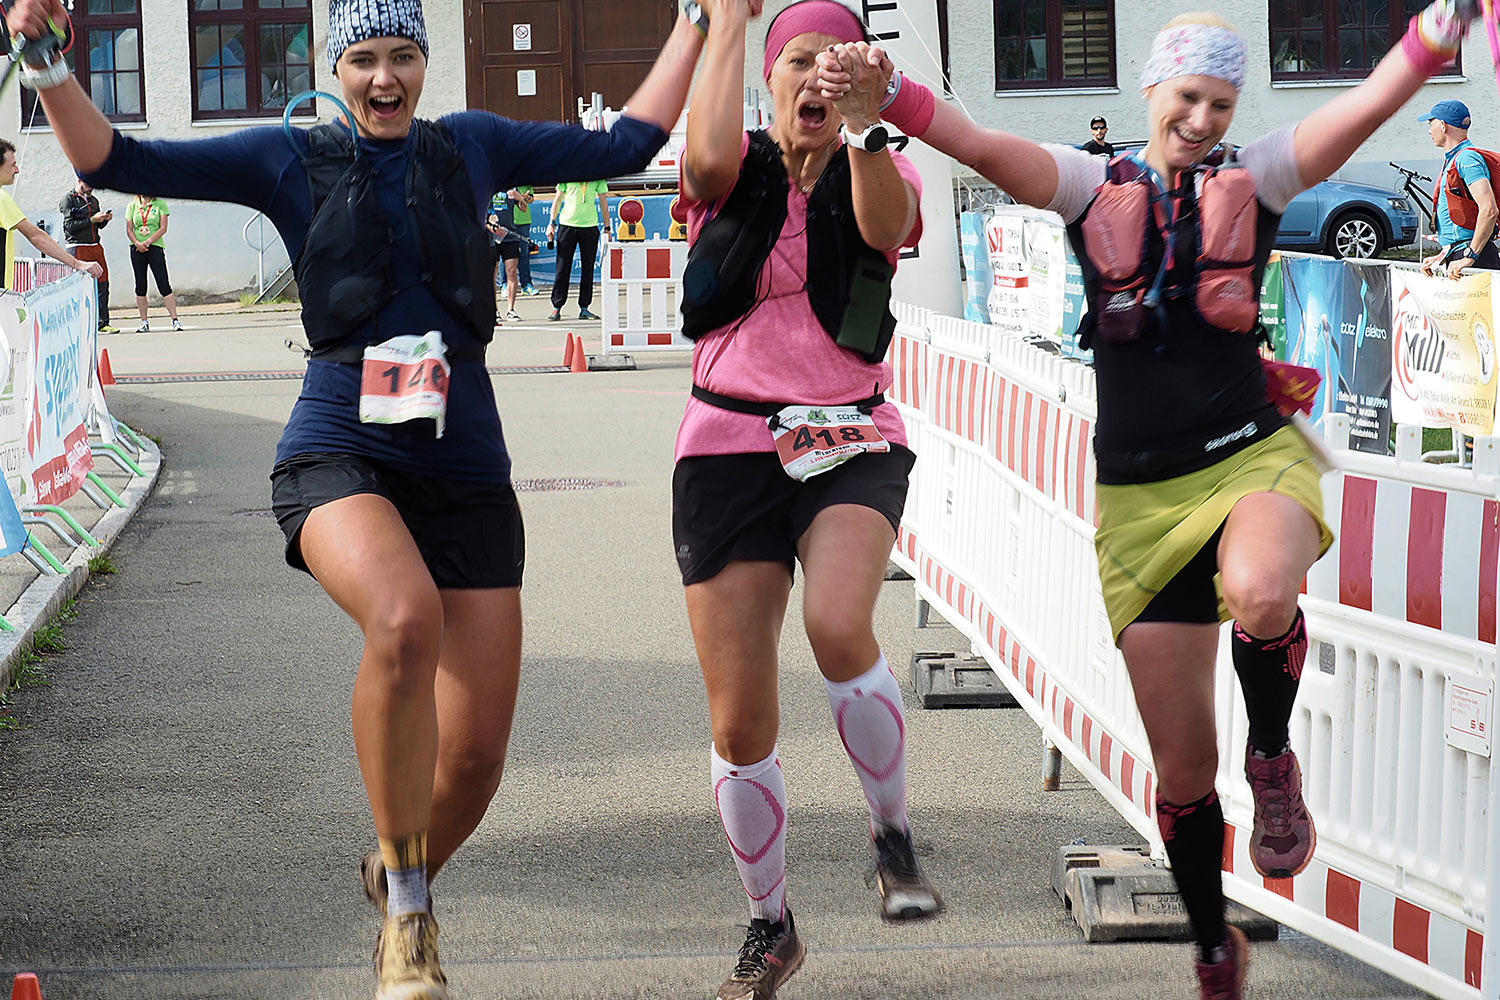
885,300,1494,1000
599,240,690,357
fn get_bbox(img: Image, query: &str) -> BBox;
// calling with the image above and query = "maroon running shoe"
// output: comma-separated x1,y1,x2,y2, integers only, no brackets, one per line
716,910,805,1000
1244,743,1317,878
1194,925,1249,1000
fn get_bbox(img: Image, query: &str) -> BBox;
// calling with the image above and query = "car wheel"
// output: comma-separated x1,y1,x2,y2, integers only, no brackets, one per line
1326,210,1385,259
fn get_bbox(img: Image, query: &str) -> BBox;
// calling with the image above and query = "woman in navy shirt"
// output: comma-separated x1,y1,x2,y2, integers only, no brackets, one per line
4,0,743,996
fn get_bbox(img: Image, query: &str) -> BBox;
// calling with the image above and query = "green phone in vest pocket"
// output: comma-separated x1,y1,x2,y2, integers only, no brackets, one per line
836,256,894,357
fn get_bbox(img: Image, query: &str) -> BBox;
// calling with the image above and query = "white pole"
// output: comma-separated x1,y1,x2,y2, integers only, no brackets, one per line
855,0,964,319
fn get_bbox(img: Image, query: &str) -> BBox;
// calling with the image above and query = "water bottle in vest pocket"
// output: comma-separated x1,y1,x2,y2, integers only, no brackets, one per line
1193,165,1259,334
1080,180,1151,343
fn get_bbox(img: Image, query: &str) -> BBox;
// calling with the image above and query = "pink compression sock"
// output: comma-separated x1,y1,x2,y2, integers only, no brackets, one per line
712,745,788,922
825,654,910,833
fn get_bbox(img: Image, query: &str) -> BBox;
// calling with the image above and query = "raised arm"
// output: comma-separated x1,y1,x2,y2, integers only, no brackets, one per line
8,0,115,172
827,42,918,251
816,49,1059,211
1292,0,1480,187
681,1,756,204
618,1,758,133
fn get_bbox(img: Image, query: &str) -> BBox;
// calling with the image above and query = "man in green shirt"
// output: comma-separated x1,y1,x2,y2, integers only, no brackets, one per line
546,179,609,321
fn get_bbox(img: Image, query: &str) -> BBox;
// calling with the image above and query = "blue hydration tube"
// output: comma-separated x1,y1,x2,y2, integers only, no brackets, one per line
282,89,360,158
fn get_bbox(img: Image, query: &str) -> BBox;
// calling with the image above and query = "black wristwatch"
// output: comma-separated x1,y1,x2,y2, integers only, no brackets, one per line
1450,243,1477,260
683,0,708,37
841,121,890,153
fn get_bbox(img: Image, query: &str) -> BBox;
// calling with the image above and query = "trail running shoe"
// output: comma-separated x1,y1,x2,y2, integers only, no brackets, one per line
578,308,600,320
172,318,183,331
135,322,149,333
716,910,804,1000
374,910,448,1000
99,323,119,334
1244,743,1317,878
871,825,944,921
1194,925,1249,1000
522,284,538,295
360,849,388,913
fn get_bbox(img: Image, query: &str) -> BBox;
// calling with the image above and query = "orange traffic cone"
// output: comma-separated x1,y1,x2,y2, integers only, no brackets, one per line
97,349,115,387
561,332,576,369
12,973,41,1000
569,334,588,373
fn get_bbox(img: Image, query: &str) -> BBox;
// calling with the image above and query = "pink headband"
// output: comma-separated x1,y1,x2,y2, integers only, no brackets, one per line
763,1,865,81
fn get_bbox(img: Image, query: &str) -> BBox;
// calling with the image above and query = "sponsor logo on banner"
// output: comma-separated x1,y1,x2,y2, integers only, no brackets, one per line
25,273,96,506
1388,269,1496,434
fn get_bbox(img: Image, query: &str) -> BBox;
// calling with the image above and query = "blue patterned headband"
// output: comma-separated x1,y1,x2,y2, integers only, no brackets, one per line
327,0,429,69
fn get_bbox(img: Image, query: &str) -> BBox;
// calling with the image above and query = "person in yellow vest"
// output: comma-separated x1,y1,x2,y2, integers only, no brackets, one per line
0,138,104,291
546,178,608,321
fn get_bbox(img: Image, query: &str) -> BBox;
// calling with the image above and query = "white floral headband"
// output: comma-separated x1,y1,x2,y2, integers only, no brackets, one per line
1139,23,1247,91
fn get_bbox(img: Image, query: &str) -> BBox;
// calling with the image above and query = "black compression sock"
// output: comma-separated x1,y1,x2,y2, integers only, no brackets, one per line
1156,789,1228,962
1231,608,1308,755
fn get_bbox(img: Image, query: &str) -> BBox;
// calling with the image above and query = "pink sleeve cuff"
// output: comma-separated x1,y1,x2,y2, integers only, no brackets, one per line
879,72,936,138
1401,16,1459,77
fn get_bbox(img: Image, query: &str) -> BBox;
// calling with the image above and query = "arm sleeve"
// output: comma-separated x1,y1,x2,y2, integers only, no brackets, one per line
1043,143,1107,224
80,127,295,213
1238,125,1303,215
448,111,669,195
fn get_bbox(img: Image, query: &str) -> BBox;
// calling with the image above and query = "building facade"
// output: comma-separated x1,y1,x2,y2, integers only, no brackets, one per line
3,0,1492,300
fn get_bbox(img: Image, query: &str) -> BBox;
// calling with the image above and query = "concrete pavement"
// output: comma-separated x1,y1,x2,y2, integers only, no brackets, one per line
0,298,1422,999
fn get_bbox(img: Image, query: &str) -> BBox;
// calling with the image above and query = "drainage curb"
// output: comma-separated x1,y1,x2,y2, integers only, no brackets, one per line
0,436,164,690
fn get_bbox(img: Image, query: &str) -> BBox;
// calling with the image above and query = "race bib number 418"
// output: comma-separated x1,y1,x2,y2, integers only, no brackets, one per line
770,404,889,481
359,331,451,437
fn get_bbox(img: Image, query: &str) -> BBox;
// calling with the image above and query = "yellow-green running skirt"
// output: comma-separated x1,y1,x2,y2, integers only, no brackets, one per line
1094,424,1333,644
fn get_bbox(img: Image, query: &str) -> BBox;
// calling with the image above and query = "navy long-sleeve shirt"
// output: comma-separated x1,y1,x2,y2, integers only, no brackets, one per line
82,111,667,482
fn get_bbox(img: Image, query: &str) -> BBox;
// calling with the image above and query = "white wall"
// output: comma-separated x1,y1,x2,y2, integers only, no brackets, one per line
943,0,1495,190
0,0,469,305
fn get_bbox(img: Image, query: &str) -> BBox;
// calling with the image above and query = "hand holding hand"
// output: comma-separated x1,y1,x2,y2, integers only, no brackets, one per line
817,42,894,128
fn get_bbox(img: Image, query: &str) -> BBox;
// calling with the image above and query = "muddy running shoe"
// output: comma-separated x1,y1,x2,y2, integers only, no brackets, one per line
360,849,388,913
1194,925,1249,1000
1244,744,1317,878
871,826,944,921
716,910,805,1000
374,910,448,1000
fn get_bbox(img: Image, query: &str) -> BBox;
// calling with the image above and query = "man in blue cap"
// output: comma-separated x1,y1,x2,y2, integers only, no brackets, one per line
1419,99,1500,277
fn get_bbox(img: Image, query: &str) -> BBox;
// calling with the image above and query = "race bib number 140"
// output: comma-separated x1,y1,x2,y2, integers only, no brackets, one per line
359,331,451,437
770,404,889,481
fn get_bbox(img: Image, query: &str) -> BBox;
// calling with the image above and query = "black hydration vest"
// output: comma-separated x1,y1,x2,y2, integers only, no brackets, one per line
295,120,495,362
679,129,897,364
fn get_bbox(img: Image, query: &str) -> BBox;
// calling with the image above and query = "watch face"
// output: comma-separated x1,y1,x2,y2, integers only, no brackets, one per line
868,125,889,149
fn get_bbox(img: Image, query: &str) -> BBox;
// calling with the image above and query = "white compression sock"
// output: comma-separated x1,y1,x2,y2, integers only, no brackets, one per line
711,745,787,922
825,653,910,834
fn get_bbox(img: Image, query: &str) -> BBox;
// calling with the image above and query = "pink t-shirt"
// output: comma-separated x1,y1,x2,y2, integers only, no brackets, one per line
673,133,923,461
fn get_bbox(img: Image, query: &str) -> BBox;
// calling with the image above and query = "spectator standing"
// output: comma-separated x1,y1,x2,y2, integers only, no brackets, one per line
0,139,104,292
1418,99,1499,277
546,178,608,320
60,178,117,332
487,192,524,322
126,193,181,331
512,184,537,294
1081,115,1114,156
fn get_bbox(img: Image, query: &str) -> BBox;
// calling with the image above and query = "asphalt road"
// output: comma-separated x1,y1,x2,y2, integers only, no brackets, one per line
0,303,1423,999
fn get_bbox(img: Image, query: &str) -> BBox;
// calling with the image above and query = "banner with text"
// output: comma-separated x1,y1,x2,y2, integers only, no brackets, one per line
0,292,31,554
1389,268,1497,435
959,212,993,323
25,272,96,506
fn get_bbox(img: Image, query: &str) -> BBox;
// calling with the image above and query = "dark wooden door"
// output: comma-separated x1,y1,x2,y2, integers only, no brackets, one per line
465,0,674,123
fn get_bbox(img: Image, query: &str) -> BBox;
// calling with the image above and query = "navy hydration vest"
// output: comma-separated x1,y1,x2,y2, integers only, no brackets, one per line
679,129,897,364
295,120,494,362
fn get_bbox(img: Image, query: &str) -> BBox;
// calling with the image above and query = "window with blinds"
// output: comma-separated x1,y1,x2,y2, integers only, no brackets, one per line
996,0,1115,90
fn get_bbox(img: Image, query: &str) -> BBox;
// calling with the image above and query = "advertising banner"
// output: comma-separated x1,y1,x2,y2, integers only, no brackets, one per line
1281,255,1345,422
1332,261,1394,454
25,272,96,506
1389,268,1497,435
985,213,1028,338
0,292,31,555
959,212,993,323
1024,218,1065,342
1260,253,1286,360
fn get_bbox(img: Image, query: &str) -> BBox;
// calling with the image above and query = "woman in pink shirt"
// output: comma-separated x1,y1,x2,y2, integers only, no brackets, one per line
674,3,936,997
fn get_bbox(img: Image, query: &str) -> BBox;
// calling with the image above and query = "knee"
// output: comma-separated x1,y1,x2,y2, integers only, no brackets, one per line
1221,569,1299,638
713,715,778,766
363,594,443,687
803,603,873,671
1154,748,1219,804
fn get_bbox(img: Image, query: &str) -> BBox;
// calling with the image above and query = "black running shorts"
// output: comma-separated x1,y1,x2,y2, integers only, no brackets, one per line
671,446,915,586
269,452,525,589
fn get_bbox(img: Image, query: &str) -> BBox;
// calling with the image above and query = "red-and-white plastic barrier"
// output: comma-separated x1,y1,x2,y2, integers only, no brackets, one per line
11,257,80,293
599,240,690,356
885,300,1495,1000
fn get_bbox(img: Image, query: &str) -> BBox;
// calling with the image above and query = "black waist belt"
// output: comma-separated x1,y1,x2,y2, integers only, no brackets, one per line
690,383,884,417
311,343,487,365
